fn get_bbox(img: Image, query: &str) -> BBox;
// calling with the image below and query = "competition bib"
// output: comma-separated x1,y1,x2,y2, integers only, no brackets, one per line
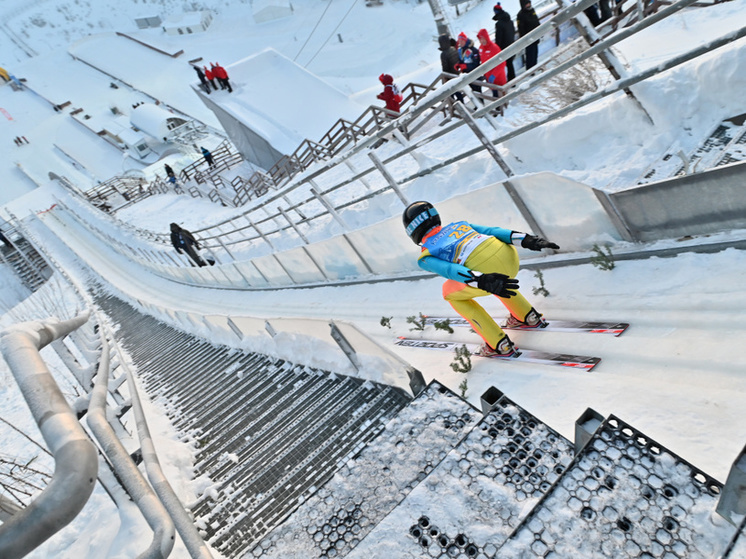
423,222,490,264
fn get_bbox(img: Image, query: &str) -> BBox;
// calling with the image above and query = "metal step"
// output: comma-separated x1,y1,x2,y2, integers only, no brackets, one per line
92,291,411,557
635,113,746,186
252,381,483,558
496,414,738,558
342,392,576,559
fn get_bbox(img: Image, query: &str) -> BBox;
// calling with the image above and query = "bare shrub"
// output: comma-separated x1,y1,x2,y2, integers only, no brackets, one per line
516,43,612,116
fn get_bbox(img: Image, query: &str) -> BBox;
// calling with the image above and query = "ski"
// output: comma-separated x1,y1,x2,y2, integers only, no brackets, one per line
423,316,629,337
394,337,601,371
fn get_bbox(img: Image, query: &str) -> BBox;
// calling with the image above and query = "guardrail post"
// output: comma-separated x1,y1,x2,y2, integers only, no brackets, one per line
717,444,746,525
574,407,605,453
368,152,410,206
480,386,504,415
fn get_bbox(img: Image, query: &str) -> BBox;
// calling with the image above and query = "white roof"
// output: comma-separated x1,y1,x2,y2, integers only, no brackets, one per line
202,48,364,153
130,103,188,140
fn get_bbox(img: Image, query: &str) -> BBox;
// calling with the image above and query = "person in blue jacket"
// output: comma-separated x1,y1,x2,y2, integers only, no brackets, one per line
402,201,559,357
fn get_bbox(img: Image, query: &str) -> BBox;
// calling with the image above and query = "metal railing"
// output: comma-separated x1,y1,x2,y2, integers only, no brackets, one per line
0,314,98,559
50,0,744,288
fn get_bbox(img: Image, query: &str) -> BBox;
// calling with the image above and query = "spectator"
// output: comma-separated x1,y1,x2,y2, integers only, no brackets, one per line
169,223,206,267
438,34,466,104
476,28,507,99
213,62,232,93
193,65,210,94
492,3,517,82
164,163,175,179
517,0,541,70
456,32,482,97
584,4,602,26
203,66,218,91
201,146,215,167
376,73,402,114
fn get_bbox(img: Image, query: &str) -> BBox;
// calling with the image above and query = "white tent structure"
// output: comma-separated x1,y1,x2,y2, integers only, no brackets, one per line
130,103,190,142
194,48,365,170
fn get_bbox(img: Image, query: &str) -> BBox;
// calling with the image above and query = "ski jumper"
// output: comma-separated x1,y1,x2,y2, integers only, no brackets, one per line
417,222,533,348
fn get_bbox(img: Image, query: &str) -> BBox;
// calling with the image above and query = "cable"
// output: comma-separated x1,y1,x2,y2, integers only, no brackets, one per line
293,0,335,62
305,0,359,68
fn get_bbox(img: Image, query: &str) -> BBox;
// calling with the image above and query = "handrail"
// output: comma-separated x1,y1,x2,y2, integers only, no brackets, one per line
87,319,175,559
0,313,98,559
50,0,738,279
110,334,214,559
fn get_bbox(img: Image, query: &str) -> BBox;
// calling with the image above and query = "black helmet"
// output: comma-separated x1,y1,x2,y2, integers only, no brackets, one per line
403,201,440,244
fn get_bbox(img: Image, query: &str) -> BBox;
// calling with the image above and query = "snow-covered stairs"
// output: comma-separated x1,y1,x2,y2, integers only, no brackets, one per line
497,414,736,558
92,292,411,558
635,112,746,185
250,381,481,558
0,235,51,291
254,383,743,558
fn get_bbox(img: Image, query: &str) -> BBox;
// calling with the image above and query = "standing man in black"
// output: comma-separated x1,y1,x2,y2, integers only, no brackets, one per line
492,3,516,82
517,0,541,71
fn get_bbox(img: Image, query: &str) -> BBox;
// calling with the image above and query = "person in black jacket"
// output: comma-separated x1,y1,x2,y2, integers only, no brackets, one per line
438,34,465,104
170,223,206,267
193,65,210,94
517,0,541,70
492,3,516,82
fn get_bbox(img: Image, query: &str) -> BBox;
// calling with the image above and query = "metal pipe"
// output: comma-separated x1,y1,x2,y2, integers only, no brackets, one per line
87,323,175,559
112,340,213,559
0,313,98,559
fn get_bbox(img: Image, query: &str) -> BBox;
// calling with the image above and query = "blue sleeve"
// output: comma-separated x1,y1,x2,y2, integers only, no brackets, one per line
470,223,517,245
418,255,473,283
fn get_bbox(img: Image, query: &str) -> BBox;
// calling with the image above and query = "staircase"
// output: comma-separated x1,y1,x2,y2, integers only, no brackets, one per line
253,385,745,559
92,291,412,558
0,233,51,292
635,112,746,186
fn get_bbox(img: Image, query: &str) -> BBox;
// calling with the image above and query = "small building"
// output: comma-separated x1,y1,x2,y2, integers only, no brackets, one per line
100,116,152,159
252,0,293,24
162,11,212,36
130,103,190,142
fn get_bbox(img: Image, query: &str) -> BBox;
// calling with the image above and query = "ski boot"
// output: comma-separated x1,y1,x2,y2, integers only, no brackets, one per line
479,336,520,358
503,308,547,329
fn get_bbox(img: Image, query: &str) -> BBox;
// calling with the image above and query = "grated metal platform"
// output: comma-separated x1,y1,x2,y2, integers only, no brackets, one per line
346,395,576,559
252,382,480,558
497,415,736,558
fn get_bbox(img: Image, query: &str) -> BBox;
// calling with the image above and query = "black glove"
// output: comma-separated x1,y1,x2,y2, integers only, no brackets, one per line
468,272,519,298
521,234,560,251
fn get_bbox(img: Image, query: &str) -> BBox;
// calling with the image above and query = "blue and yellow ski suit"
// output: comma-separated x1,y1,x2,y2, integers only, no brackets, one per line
417,221,534,349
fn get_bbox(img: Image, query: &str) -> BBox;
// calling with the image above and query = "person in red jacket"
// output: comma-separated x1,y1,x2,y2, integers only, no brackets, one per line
203,66,218,91
476,28,507,99
376,73,402,114
212,62,232,93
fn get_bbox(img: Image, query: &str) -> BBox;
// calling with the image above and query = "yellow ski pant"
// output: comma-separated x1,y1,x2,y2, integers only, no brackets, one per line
441,237,533,349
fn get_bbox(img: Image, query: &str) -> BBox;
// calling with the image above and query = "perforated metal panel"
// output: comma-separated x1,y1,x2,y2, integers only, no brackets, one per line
497,415,735,559
253,382,479,558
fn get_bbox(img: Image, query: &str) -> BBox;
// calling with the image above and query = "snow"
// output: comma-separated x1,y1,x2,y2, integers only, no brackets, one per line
1,0,746,557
